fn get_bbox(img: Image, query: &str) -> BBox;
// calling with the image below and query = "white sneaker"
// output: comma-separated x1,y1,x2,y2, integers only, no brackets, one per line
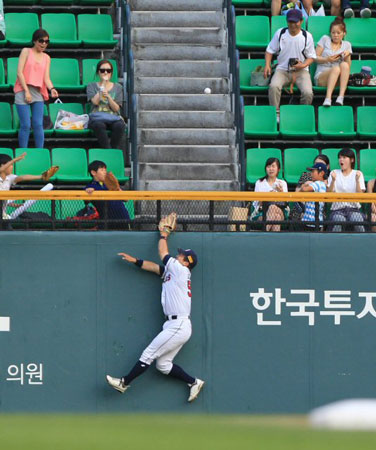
343,8,354,18
360,7,371,18
335,96,344,106
188,379,205,402
323,98,332,107
106,375,129,394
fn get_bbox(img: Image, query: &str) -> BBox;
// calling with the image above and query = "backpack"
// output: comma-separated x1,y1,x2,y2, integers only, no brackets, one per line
278,27,308,60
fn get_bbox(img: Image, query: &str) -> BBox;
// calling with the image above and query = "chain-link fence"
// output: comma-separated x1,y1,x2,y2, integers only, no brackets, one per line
1,191,376,232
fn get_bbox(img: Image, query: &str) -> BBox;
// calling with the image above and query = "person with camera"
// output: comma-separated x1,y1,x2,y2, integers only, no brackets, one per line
264,9,316,121
315,17,352,106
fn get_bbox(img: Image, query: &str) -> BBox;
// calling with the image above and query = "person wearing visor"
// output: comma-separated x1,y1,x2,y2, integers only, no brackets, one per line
106,229,204,403
264,9,316,121
297,162,327,230
14,29,58,148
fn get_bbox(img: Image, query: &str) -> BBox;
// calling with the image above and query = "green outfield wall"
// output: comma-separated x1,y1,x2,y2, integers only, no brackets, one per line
0,232,375,413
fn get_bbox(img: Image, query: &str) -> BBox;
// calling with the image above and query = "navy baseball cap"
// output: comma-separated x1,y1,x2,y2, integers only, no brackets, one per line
286,9,303,22
306,162,327,172
177,248,198,269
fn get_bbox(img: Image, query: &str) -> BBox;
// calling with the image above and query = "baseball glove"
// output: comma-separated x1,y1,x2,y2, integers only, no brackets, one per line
41,166,59,181
158,212,177,235
104,172,120,191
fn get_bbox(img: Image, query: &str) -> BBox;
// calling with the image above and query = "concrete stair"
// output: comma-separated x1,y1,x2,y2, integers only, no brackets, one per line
130,0,239,191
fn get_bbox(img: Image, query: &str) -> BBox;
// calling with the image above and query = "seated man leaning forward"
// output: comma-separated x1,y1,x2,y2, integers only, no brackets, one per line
264,9,316,119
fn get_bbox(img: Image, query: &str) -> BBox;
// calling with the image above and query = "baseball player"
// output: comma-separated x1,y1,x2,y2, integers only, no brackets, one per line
106,223,205,403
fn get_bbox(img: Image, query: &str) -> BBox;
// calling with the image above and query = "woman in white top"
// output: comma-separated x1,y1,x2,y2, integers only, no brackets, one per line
327,148,365,232
315,17,352,107
253,157,288,232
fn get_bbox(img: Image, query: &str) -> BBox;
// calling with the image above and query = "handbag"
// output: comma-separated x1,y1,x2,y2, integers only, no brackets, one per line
89,111,123,124
251,66,270,86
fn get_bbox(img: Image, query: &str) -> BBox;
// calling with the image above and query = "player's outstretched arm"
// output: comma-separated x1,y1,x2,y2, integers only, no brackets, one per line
158,232,169,261
118,252,160,275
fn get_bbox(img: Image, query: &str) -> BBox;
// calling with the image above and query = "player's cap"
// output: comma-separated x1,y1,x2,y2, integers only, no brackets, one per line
306,162,327,172
286,9,303,22
177,248,198,270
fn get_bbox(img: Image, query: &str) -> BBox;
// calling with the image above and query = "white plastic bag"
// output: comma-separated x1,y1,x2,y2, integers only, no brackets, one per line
54,109,89,130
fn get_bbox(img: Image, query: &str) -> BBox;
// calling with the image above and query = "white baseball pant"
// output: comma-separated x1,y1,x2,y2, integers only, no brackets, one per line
140,318,192,374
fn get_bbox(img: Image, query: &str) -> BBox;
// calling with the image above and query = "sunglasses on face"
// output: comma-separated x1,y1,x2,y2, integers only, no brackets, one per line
38,38,50,44
99,68,113,74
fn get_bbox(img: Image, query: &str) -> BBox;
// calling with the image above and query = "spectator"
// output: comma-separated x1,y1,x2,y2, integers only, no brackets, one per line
0,0,5,40
327,148,366,232
290,154,330,223
252,157,288,232
271,0,314,17
296,162,327,230
322,0,342,16
366,178,376,232
14,29,58,149
315,17,352,106
264,9,316,121
87,60,126,149
343,0,371,18
85,160,130,230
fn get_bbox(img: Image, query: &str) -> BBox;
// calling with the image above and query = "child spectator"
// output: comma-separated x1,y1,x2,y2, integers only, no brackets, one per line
296,162,327,230
252,157,288,232
327,148,365,232
315,17,352,106
85,160,130,229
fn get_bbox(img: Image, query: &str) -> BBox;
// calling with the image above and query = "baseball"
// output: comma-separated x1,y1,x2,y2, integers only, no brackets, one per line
204,87,211,94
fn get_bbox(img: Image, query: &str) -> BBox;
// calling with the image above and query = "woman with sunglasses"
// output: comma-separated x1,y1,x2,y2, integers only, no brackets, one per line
86,60,125,149
14,29,58,148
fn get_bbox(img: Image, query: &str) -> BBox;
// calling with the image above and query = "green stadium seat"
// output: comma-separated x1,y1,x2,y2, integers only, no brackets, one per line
6,57,18,86
88,148,128,183
51,148,92,183
359,149,376,182
236,16,270,50
12,104,53,136
78,0,114,5
5,13,39,46
0,60,10,90
59,200,86,220
239,59,269,94
41,0,73,5
357,107,376,139
279,105,317,139
307,16,336,45
244,105,278,138
77,14,117,48
14,148,51,179
321,148,358,170
0,148,14,158
345,18,376,50
41,14,81,48
271,16,306,37
348,60,376,93
82,59,118,86
50,59,84,92
49,103,90,136
232,0,263,6
318,106,356,139
246,147,282,184
4,0,36,5
0,103,17,136
284,148,319,184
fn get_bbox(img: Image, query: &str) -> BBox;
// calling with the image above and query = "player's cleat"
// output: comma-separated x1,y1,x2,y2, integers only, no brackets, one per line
106,375,129,394
188,378,205,402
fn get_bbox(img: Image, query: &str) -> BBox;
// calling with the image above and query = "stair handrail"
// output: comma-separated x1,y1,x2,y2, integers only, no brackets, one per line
224,0,246,190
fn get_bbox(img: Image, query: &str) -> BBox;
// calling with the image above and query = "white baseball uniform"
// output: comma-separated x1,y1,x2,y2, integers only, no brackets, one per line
140,255,192,374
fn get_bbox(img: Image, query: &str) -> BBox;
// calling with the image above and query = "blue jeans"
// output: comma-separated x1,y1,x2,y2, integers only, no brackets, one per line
342,0,369,9
16,101,45,148
330,207,365,232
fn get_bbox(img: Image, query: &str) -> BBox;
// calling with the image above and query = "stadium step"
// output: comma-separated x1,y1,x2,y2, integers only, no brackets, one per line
131,11,224,28
129,0,223,12
138,128,236,146
139,162,239,180
138,94,231,111
138,145,237,163
139,180,240,191
133,44,227,61
131,27,225,45
134,77,230,94
138,111,233,128
134,60,228,78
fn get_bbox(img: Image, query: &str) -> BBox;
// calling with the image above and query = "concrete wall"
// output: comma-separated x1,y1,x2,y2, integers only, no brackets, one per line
0,232,375,413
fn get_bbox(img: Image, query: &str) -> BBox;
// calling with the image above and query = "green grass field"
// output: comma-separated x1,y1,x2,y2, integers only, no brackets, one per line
1,415,376,450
